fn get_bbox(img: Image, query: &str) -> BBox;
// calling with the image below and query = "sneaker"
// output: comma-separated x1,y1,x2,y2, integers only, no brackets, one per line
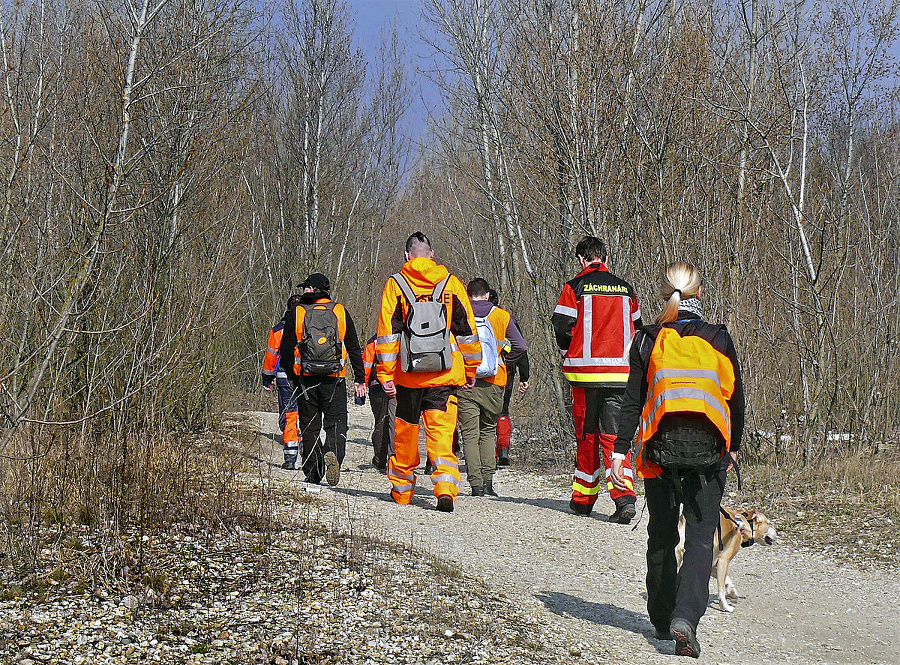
471,486,484,497
569,499,592,516
484,479,498,497
670,618,700,658
497,449,510,466
609,499,637,524
436,495,454,512
324,451,340,486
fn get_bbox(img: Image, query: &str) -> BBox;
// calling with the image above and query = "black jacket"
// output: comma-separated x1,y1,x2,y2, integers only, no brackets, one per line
613,311,745,456
279,291,365,385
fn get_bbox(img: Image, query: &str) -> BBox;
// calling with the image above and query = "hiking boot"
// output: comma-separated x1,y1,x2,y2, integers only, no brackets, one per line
281,459,297,470
609,499,637,524
569,499,592,516
471,485,484,497
324,451,340,486
484,479,499,497
436,495,454,512
670,618,700,658
653,624,673,640
372,456,387,472
497,448,510,466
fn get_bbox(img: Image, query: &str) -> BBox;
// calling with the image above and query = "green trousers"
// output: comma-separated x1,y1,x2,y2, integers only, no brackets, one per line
457,380,503,488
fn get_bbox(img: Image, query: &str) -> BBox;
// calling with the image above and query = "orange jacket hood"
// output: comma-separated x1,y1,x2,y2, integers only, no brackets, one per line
399,257,450,290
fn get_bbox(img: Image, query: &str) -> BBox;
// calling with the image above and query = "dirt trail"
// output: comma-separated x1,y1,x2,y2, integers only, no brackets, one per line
253,407,898,664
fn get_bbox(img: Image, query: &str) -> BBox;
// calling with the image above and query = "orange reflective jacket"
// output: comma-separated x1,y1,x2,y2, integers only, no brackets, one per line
376,257,481,388
363,336,378,386
635,327,735,478
479,305,512,387
292,299,349,378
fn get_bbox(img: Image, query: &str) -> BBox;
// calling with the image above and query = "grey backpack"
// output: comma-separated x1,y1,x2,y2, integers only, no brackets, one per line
393,273,452,373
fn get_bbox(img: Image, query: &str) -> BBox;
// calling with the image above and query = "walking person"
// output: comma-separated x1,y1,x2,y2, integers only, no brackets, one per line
375,232,482,512
262,294,305,469
552,236,642,522
489,289,530,466
458,278,526,496
610,261,745,658
279,273,366,486
363,334,395,471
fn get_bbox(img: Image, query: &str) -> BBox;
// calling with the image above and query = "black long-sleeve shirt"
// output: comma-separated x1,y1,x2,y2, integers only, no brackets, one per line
613,311,745,455
279,291,365,385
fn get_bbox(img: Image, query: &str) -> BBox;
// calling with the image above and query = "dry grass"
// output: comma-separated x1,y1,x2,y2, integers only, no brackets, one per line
0,412,265,585
731,451,900,568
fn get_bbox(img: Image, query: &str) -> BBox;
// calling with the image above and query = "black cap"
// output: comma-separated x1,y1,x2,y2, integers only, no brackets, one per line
297,273,330,292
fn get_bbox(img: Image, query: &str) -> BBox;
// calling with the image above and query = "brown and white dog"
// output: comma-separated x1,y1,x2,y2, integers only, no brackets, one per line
676,507,777,612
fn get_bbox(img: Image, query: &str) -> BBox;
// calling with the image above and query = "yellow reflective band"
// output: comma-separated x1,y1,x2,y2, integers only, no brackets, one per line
564,372,630,384
572,481,601,496
607,479,634,491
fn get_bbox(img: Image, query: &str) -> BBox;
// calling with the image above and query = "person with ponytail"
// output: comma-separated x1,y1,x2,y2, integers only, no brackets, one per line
610,262,745,658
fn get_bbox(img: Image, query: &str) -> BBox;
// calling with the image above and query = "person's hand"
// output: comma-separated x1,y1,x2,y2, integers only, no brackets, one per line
727,450,737,471
518,381,530,394
382,380,397,397
263,383,273,392
464,376,477,389
355,383,367,398
610,458,628,492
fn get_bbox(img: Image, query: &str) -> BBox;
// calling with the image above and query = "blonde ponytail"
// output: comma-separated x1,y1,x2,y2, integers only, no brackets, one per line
656,261,701,324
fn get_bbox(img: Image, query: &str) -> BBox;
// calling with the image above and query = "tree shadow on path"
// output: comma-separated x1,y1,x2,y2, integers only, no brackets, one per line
534,590,670,653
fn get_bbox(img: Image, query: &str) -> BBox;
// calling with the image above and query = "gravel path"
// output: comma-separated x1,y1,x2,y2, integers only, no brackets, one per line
257,405,899,665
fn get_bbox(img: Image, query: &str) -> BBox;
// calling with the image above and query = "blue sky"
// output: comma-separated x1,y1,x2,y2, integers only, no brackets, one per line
347,0,440,146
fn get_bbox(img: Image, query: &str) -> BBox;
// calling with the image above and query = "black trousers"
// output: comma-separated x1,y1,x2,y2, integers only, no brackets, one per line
500,360,519,416
368,384,396,467
296,377,348,483
644,465,725,631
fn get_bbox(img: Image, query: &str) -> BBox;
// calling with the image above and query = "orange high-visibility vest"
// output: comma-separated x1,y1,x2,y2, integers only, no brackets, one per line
636,327,735,478
293,299,349,378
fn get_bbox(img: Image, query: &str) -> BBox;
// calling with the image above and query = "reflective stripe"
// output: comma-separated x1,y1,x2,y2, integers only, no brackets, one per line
391,482,415,493
650,368,722,385
378,352,399,362
462,352,483,361
604,467,634,479
275,370,288,379
642,387,731,433
582,293,593,358
377,334,401,344
574,469,602,483
431,473,460,487
450,342,459,352
554,304,578,318
572,481,601,496
563,372,630,384
564,356,631,367
364,361,375,368
456,334,479,345
432,457,459,470
266,345,278,355
388,468,416,482
632,307,642,322
607,478,634,490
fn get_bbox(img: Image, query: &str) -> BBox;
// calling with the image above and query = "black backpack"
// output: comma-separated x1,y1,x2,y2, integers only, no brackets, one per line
298,302,343,376
646,413,725,470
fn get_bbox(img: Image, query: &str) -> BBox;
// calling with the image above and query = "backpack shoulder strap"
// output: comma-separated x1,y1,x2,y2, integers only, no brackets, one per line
392,273,418,306
431,274,451,303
